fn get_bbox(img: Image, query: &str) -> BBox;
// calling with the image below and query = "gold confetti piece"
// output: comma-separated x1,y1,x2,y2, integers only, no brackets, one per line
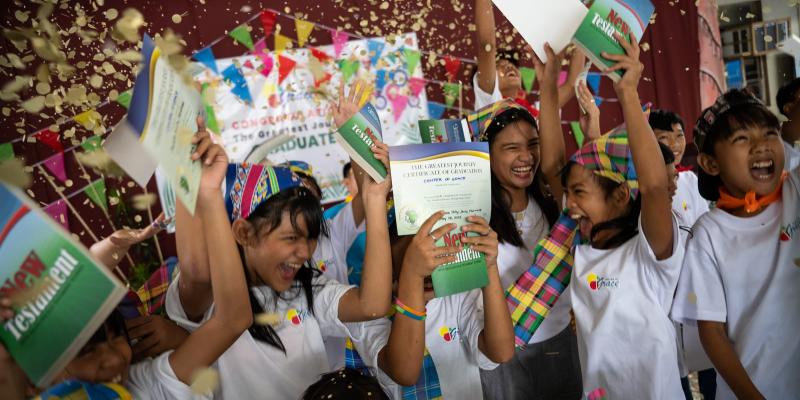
688,292,698,304
2,75,31,95
764,35,773,43
14,10,29,23
75,150,126,177
640,42,650,52
22,96,46,113
35,82,50,95
105,8,118,20
0,158,32,189
255,312,281,326
190,368,220,396
133,215,142,223
132,193,157,210
90,75,103,88
172,14,182,24
176,126,194,146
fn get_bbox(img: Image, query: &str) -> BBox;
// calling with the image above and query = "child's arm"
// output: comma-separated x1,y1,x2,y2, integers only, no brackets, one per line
535,43,568,201
606,33,674,260
336,141,394,322
378,213,460,386
558,49,587,108
698,321,765,399
474,0,499,96
89,214,165,269
576,81,602,143
462,216,514,363
168,131,253,384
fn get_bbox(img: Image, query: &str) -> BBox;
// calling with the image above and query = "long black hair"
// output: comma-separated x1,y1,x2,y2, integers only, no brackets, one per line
238,186,326,352
486,108,560,247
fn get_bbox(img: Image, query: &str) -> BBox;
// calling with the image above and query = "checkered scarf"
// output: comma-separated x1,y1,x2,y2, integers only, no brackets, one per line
401,348,443,400
506,130,638,345
119,257,179,318
37,380,131,400
224,163,302,221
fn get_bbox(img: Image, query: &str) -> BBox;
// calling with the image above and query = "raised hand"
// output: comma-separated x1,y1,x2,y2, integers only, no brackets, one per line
332,79,370,129
604,33,644,94
191,117,229,193
361,141,392,200
576,81,601,142
533,43,567,91
460,216,499,268
126,315,190,362
402,212,462,279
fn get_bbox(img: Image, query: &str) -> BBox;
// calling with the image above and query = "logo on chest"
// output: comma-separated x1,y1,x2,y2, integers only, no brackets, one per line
439,326,459,343
587,273,619,291
780,217,800,242
286,308,310,325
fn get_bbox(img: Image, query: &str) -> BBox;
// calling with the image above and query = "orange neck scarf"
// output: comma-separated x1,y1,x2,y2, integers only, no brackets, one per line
717,172,788,214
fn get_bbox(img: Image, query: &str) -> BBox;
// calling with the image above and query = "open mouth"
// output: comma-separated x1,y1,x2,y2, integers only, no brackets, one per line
278,262,302,281
511,165,533,179
749,159,776,182
571,214,593,238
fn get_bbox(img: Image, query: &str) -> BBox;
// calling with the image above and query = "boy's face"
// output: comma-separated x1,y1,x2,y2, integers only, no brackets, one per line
666,163,678,200
496,59,521,95
699,125,785,198
655,123,686,165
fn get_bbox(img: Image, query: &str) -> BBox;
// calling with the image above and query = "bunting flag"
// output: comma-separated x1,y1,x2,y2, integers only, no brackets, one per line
259,55,274,78
201,83,221,134
310,48,332,63
278,55,297,84
408,77,427,97
403,48,421,75
260,10,277,38
115,90,132,109
314,72,333,88
444,56,462,81
443,82,461,108
587,73,601,95
43,151,67,183
222,64,254,104
85,178,108,211
338,59,360,83
595,96,604,107
193,46,219,74
428,102,446,120
308,56,326,82
375,69,389,91
295,19,315,47
367,40,386,66
262,82,277,98
570,121,586,148
252,38,271,65
0,143,14,162
558,71,568,87
80,135,102,152
331,30,348,58
229,25,255,50
390,94,409,122
274,33,292,55
44,199,69,231
243,60,256,70
520,67,536,93
34,129,62,153
73,110,102,131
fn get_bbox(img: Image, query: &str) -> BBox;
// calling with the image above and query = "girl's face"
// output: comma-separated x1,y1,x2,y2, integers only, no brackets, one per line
58,330,131,386
700,125,785,199
239,211,317,293
564,164,631,241
490,120,541,193
655,123,686,165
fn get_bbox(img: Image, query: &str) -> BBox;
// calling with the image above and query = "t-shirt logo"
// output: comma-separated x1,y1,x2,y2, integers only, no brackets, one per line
286,308,308,325
439,326,459,342
780,217,800,242
587,273,619,291
317,259,328,272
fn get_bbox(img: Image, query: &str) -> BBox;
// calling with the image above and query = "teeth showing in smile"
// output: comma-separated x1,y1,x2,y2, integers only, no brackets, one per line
751,160,773,168
512,166,532,174
111,374,122,384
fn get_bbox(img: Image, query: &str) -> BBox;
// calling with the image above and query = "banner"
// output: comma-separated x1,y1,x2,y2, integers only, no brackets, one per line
200,33,430,203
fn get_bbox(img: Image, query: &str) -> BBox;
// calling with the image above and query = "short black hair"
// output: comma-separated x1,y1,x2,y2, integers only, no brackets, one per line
342,162,352,179
776,77,800,116
658,142,675,165
649,109,685,132
303,369,390,400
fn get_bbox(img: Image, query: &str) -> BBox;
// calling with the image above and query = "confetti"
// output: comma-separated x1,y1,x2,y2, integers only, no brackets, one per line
21,96,46,113
132,193,157,210
35,82,50,95
255,312,281,326
172,14,182,24
190,368,220,396
0,158,32,189
687,292,697,304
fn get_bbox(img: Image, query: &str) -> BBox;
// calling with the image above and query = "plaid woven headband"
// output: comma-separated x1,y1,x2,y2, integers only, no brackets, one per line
224,163,302,221
506,130,638,345
694,89,765,151
468,98,537,142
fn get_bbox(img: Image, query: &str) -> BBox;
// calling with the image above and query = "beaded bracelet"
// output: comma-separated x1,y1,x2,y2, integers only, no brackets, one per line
393,297,426,320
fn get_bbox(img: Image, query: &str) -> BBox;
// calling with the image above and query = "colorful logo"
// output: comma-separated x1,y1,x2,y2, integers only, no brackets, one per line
286,308,307,325
587,273,619,291
780,217,800,242
439,326,459,342
317,259,327,272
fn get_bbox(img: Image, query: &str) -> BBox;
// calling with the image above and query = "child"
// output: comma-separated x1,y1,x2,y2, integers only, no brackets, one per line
508,33,684,399
671,89,800,399
347,212,515,399
166,86,394,399
775,78,800,170
476,44,582,399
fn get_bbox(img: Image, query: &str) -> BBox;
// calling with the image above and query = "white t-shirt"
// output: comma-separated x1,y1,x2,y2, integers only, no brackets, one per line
671,167,800,399
473,72,503,110
347,289,498,400
497,199,572,343
571,216,685,400
785,140,800,171
166,274,355,400
672,171,709,229
127,352,210,399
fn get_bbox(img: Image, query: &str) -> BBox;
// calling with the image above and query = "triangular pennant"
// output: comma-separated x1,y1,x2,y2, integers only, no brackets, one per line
80,135,103,152
444,56,462,81
201,83,221,135
408,77,426,97
403,48,420,75
34,129,62,153
390,94,408,122
193,47,219,74
310,48,332,63
570,121,586,148
558,71,568,87
443,82,461,108
259,10,277,38
587,73,601,94
243,60,256,70
116,90,132,109
0,143,14,162
274,33,292,55
43,151,67,183
331,30,348,58
253,38,268,59
222,64,254,104
338,59,360,83
367,40,386,67
375,70,389,91
229,25,255,50
520,67,536,93
295,19,315,47
73,110,102,131
428,102,446,119
259,55,274,77
44,199,69,231
594,96,603,107
262,82,277,98
278,55,297,84
308,55,326,82
314,72,333,88
85,179,108,211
